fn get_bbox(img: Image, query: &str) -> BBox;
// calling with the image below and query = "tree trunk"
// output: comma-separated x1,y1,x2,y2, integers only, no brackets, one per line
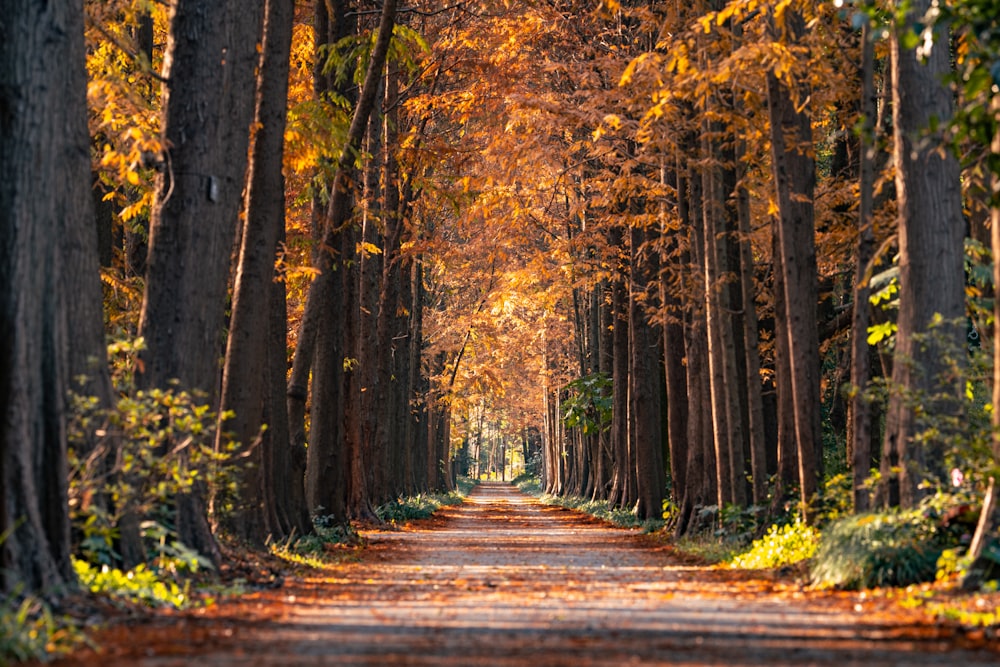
661,161,688,521
769,217,800,513
630,226,665,520
607,227,632,508
882,0,966,508
701,131,747,510
137,0,264,563
216,0,297,545
298,0,398,523
675,151,717,536
735,149,767,507
849,15,878,513
408,255,428,493
0,0,95,594
766,36,821,520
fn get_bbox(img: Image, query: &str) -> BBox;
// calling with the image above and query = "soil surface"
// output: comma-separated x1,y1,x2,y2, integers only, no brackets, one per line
50,483,1000,666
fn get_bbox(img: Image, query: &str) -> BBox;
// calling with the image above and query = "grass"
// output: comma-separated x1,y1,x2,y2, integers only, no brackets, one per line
375,491,464,524
671,536,742,565
810,510,943,590
0,595,84,664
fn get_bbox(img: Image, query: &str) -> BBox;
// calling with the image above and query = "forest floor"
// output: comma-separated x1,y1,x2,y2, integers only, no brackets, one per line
42,483,1000,666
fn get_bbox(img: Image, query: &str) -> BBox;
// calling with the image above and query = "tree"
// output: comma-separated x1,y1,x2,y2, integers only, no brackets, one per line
881,0,965,508
629,225,666,520
137,0,265,563
0,0,99,594
295,0,399,521
217,0,308,545
766,5,822,521
848,6,879,513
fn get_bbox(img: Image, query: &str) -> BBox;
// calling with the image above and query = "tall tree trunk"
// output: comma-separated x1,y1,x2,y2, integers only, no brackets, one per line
676,152,717,535
883,0,965,507
358,107,385,512
962,96,1000,590
766,23,821,520
137,0,264,563
850,14,878,513
630,226,665,520
607,227,631,508
735,150,767,507
701,132,746,510
217,0,297,546
297,0,399,522
769,218,799,513
293,0,351,522
593,281,615,501
661,162,689,520
408,255,428,493
0,0,96,595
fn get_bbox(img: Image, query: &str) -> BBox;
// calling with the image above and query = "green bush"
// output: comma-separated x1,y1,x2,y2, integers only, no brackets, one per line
375,491,463,525
541,494,664,533
0,594,81,664
513,474,541,496
68,337,240,569
454,475,477,496
74,559,191,609
810,510,943,590
730,521,819,570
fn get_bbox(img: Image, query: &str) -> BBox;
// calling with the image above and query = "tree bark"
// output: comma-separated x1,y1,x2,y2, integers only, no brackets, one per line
630,226,666,520
882,0,965,508
769,216,800,513
137,0,265,562
849,15,878,513
607,227,632,509
217,0,298,545
0,0,95,594
766,42,821,521
300,0,398,523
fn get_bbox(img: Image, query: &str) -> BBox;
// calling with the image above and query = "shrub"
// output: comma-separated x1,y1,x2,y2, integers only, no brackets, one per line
376,495,440,523
73,559,191,609
68,337,240,569
513,474,541,496
375,491,464,525
810,510,943,589
454,475,477,496
0,594,81,664
730,521,820,570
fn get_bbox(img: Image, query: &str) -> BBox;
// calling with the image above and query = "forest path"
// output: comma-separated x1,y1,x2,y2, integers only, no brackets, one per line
54,483,997,666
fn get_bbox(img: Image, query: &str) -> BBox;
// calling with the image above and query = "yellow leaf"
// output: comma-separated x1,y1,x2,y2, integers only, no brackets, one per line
358,241,382,257
126,170,140,186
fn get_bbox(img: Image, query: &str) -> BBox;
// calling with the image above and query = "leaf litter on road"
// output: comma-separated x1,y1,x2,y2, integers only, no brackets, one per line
45,483,1000,666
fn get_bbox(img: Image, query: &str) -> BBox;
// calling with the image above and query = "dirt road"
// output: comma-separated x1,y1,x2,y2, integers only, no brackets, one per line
54,483,999,666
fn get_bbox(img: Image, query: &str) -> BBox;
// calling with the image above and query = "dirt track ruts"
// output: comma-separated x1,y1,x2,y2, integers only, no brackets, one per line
51,483,1000,666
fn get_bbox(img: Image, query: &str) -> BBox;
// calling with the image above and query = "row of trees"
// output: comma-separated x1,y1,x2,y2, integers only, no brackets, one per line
2,0,455,595
3,0,999,597
413,0,998,548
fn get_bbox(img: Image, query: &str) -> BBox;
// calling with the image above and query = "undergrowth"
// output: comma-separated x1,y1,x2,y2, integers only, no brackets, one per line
454,475,477,496
512,473,541,496
0,594,83,664
810,510,943,590
672,537,741,565
729,521,819,570
73,559,199,609
272,489,467,568
375,491,464,524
